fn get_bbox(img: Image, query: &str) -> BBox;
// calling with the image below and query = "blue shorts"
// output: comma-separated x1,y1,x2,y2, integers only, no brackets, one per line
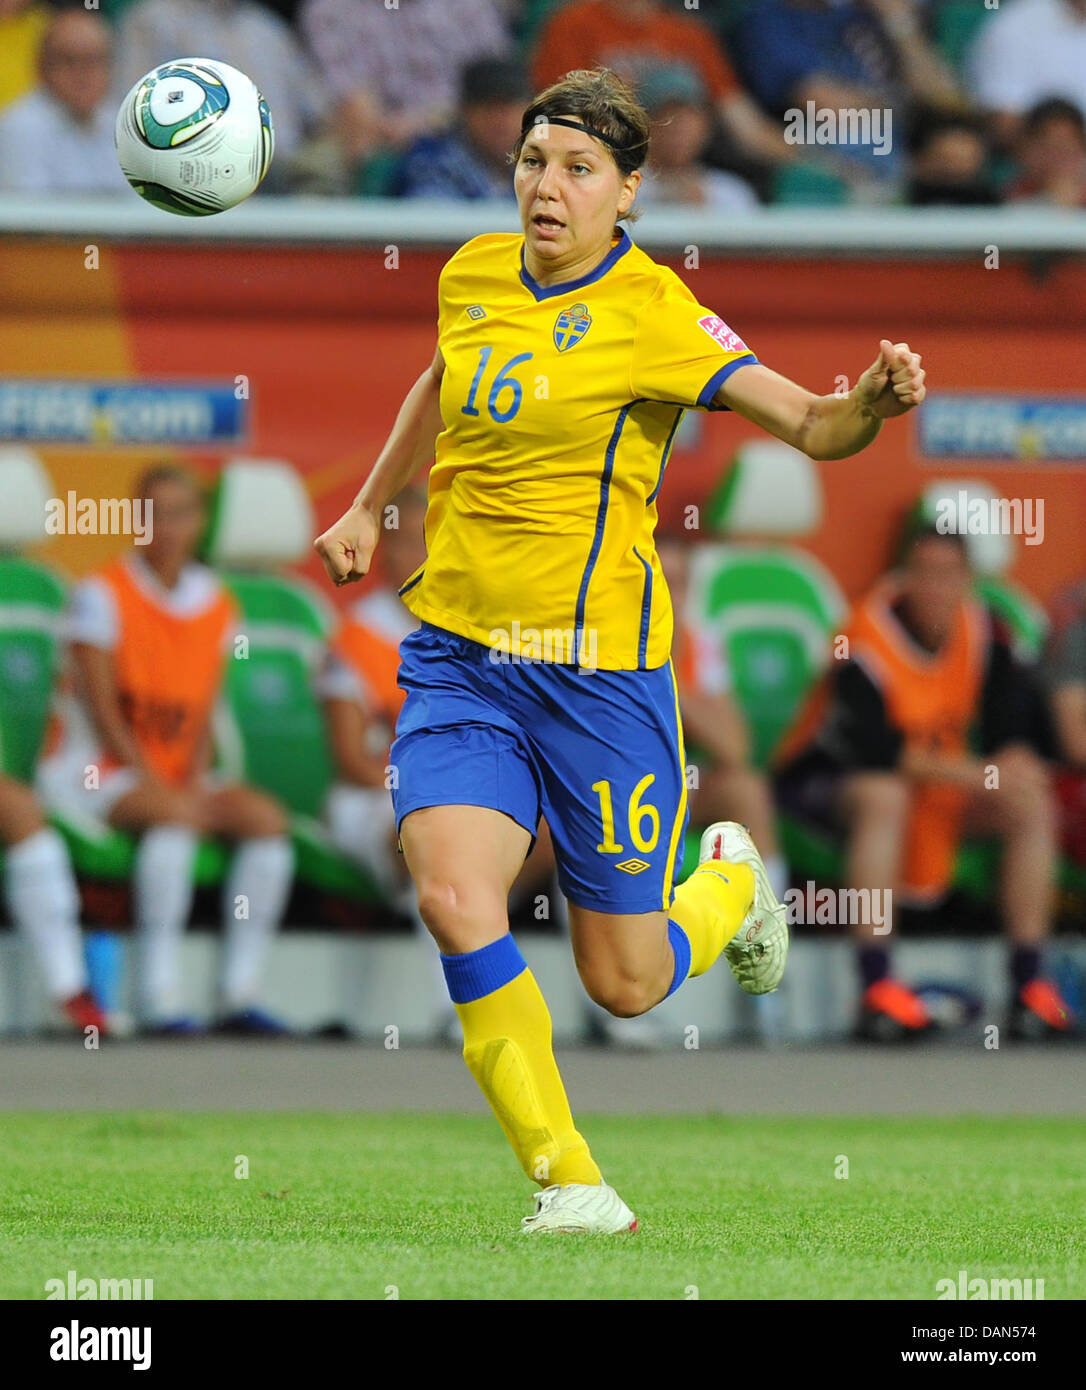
390,622,689,914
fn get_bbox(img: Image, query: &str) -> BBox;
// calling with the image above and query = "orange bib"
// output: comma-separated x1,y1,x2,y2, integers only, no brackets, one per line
850,581,988,899
100,560,235,785
331,616,406,729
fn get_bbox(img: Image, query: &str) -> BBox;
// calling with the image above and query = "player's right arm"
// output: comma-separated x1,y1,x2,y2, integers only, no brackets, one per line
313,345,444,587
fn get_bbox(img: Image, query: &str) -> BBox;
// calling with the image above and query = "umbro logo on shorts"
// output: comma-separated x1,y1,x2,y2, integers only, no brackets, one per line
615,858,650,875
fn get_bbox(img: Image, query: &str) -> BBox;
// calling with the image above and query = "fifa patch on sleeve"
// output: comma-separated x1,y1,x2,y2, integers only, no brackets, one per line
697,314,749,356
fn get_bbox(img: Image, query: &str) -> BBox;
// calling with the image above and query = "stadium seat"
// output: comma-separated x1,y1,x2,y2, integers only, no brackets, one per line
696,441,845,766
0,448,67,784
203,460,380,903
974,575,1050,663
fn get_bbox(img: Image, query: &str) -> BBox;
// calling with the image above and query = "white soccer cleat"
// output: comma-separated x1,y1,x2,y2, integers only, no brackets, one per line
700,821,789,996
520,1182,638,1235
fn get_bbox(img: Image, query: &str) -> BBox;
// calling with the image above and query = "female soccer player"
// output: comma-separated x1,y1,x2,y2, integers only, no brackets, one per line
315,69,926,1234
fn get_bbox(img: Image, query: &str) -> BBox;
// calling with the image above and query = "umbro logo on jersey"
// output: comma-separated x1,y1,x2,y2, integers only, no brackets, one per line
466,304,487,320
553,302,592,352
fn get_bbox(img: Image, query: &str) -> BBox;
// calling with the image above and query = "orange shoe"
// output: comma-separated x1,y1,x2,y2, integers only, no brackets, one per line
60,989,108,1037
1011,980,1076,1040
858,978,932,1041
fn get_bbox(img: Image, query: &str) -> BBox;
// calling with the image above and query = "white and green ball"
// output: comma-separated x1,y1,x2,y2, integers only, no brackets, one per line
115,58,274,216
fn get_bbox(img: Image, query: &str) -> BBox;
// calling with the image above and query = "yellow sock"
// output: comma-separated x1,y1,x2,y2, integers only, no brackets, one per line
454,965,601,1188
669,860,755,977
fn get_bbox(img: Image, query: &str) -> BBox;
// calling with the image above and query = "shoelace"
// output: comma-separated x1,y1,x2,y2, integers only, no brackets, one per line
531,1186,565,1216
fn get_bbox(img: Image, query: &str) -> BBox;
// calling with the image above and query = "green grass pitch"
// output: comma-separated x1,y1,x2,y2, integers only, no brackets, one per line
2,1113,1083,1300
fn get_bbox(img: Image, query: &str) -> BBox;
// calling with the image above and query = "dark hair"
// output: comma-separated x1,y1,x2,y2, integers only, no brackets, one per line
898,516,969,566
907,105,987,158
134,463,201,501
1022,96,1086,143
512,67,651,196
460,58,529,108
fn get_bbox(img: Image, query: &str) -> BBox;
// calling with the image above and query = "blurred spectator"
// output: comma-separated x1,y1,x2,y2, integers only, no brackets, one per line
115,0,326,166
0,9,127,194
635,63,759,212
1045,581,1086,869
0,0,50,113
657,536,786,900
1008,97,1086,209
774,523,1071,1041
36,466,294,1036
298,0,512,171
1,772,106,1034
966,0,1086,149
531,0,793,169
907,107,999,206
394,59,529,201
733,0,964,194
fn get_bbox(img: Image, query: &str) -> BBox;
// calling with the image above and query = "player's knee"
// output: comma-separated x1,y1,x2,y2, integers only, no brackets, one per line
415,878,503,954
237,793,288,838
583,974,657,1019
998,767,1055,830
0,779,46,842
153,792,206,832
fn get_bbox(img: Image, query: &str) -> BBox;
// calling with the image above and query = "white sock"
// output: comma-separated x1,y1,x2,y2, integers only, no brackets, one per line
3,827,86,1000
134,825,198,1020
764,853,789,902
221,835,293,1010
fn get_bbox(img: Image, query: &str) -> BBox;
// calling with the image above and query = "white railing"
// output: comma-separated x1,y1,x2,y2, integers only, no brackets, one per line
1,194,1085,253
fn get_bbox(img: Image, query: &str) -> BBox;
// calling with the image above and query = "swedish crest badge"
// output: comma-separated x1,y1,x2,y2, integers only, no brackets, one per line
553,302,592,352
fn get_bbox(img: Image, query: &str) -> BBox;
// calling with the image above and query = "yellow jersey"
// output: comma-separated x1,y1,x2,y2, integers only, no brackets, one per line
399,226,758,670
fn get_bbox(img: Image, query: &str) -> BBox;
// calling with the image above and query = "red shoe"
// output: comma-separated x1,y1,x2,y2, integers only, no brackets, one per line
60,990,108,1036
1011,980,1076,1039
858,978,932,1040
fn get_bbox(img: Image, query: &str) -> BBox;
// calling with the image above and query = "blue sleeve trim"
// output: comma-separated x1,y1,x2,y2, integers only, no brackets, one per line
441,932,527,1004
696,355,760,411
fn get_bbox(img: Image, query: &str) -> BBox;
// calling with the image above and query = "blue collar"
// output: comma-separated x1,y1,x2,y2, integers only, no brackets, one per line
519,226,632,301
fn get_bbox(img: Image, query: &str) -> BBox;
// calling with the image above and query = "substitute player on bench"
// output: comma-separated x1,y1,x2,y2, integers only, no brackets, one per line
38,465,294,1034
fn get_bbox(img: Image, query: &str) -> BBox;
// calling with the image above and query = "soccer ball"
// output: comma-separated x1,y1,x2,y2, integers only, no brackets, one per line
115,58,274,216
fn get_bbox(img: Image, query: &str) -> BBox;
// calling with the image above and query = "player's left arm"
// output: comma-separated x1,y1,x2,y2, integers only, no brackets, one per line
714,339,926,460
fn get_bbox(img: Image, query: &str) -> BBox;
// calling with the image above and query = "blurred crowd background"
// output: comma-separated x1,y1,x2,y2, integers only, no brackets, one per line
1,0,1086,209
1,0,1084,1046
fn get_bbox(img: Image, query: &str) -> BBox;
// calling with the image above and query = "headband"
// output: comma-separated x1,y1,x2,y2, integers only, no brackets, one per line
523,113,644,156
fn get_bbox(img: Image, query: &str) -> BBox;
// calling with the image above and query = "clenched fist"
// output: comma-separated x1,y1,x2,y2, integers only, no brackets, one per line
854,340,927,418
313,502,380,587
